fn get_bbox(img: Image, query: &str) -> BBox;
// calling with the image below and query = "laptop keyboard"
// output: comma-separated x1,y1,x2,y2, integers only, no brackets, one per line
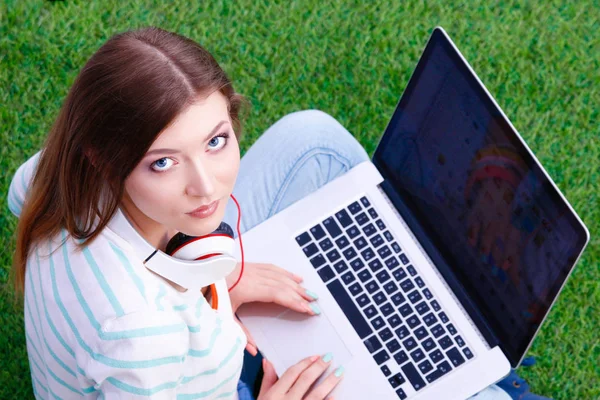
295,195,475,398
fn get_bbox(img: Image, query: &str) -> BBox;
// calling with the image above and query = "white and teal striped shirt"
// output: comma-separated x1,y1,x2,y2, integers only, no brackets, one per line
8,152,246,399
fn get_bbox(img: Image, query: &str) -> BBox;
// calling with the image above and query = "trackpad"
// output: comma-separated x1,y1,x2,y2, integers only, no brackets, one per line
262,309,353,371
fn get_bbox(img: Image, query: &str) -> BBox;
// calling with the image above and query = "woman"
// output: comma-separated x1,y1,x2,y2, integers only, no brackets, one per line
8,27,544,399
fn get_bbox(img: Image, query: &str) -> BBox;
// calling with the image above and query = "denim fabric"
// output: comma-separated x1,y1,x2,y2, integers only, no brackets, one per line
224,110,518,400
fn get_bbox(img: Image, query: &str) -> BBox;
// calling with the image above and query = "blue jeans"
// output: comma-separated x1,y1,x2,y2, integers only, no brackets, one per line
223,110,512,400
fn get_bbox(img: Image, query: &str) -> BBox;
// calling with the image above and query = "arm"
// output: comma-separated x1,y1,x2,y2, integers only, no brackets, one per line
7,150,42,218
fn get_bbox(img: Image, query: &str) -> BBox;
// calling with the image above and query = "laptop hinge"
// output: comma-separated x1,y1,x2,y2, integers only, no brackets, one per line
377,180,499,349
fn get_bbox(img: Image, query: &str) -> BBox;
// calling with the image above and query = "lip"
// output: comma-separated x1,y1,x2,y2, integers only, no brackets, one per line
187,200,218,218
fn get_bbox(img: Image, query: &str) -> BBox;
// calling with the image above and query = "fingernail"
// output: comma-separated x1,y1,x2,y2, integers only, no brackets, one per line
334,365,345,377
305,289,319,300
322,352,333,363
309,303,321,315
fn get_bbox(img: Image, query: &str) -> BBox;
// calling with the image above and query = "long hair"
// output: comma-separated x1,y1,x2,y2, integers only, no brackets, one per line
12,27,248,293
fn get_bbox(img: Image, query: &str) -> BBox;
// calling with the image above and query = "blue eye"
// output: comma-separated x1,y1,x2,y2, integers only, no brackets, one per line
208,132,230,150
151,157,174,172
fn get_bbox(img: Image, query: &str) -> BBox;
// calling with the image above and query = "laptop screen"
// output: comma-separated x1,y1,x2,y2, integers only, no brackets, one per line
373,28,589,366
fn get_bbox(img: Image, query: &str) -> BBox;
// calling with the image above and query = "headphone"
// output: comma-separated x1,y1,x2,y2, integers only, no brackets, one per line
141,194,245,304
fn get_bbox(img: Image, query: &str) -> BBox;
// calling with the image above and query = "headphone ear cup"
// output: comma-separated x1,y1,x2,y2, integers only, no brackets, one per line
165,222,235,259
165,232,194,256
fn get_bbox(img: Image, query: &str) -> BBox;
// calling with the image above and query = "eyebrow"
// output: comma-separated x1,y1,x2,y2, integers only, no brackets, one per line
145,120,228,157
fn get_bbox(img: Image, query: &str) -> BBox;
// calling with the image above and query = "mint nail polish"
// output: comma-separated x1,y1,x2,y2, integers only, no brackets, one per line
322,352,333,363
309,303,321,315
305,289,319,300
335,366,345,377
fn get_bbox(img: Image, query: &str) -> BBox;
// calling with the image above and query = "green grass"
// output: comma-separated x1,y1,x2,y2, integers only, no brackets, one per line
1,0,598,398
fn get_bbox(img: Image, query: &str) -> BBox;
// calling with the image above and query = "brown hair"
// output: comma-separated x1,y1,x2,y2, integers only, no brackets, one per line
12,27,248,293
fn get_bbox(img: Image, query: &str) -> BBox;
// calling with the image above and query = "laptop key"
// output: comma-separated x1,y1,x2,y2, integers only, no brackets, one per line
393,350,409,365
396,388,407,399
326,249,341,263
323,217,342,238
335,209,353,227
415,277,425,288
399,254,410,265
326,279,372,339
377,245,392,259
372,316,385,330
373,350,390,365
319,238,333,252
388,372,405,388
431,324,445,338
406,315,421,329
370,234,384,248
406,265,417,276
422,337,436,352
347,225,360,239
384,231,394,242
303,243,319,258
379,327,393,342
361,248,375,261
365,280,378,294
368,208,378,219
358,269,372,282
363,223,376,237
439,336,453,350
446,347,465,367
423,288,433,299
384,281,398,295
402,337,417,351
348,201,362,215
455,335,466,347
401,363,426,391
354,237,368,250
400,279,415,292
364,335,382,353
380,302,394,317
341,271,355,285
391,242,402,253
430,349,444,363
333,260,349,273
415,301,430,315
334,236,350,249
392,267,407,281
439,312,449,324
310,254,326,269
310,224,326,240
360,196,370,207
356,212,369,226
385,256,400,269
373,291,386,305
431,300,441,311
349,282,363,296
447,324,457,336
391,292,406,306
463,347,474,359
418,360,434,374
438,360,453,375
356,294,370,307
350,258,365,271
317,265,335,282
381,365,392,377
425,367,444,383
395,325,409,340
423,313,438,327
369,259,384,272
386,339,401,353
375,219,386,230
407,290,423,304
376,270,391,283
414,326,428,340
388,314,402,328
295,232,311,247
399,303,413,317
342,247,357,260
364,305,377,319
410,348,425,362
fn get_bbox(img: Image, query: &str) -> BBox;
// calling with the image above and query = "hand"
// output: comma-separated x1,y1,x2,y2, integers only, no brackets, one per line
467,178,523,285
226,261,321,355
257,355,343,400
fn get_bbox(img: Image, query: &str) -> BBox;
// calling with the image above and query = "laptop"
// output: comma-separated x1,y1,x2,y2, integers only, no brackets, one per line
234,26,590,399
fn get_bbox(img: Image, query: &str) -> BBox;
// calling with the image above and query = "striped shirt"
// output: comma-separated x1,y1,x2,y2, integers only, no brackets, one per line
8,151,246,399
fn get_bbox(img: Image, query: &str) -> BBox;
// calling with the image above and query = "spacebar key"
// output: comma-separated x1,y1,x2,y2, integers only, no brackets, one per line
327,279,373,339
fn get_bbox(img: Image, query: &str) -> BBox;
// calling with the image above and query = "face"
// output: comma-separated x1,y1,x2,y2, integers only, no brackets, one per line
121,91,240,249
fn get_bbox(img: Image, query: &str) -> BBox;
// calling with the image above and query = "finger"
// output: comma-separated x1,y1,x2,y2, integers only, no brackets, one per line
258,358,279,397
287,354,333,398
260,268,312,300
305,365,344,400
234,316,258,355
258,262,304,284
256,280,320,316
271,355,320,395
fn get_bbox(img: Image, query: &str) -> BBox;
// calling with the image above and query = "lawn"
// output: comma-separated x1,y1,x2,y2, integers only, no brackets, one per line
1,0,598,399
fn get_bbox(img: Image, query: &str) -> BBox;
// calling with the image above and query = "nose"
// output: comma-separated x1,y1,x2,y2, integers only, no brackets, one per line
185,160,216,198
